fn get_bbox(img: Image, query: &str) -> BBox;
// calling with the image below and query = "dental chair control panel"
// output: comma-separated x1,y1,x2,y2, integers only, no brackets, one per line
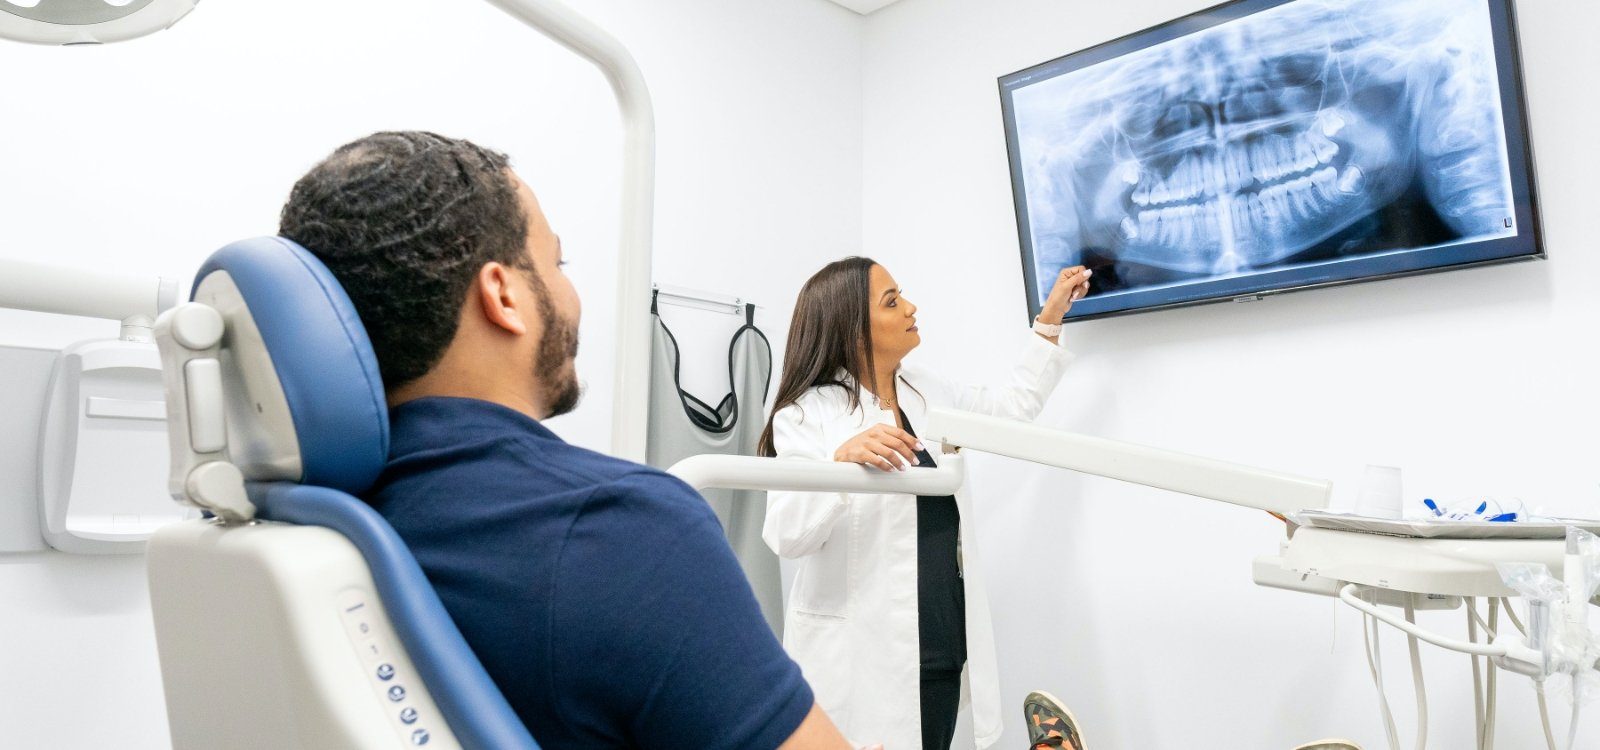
337,590,438,747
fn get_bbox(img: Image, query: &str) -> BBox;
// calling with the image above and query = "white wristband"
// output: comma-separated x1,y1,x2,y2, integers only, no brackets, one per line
1032,318,1063,336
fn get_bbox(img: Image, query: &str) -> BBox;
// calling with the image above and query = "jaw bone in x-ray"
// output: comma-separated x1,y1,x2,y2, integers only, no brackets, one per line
1016,0,1516,296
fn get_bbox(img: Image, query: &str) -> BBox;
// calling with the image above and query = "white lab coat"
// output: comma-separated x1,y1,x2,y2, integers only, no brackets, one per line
763,330,1072,750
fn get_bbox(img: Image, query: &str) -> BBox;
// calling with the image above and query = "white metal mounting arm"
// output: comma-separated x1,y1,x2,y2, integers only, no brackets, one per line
482,0,656,462
0,257,178,338
670,453,965,495
922,407,1332,517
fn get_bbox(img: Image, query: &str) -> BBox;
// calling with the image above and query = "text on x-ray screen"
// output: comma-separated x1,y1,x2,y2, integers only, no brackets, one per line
1004,0,1538,319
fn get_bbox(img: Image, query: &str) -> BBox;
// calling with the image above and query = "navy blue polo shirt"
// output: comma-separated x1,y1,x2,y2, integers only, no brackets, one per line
367,397,813,749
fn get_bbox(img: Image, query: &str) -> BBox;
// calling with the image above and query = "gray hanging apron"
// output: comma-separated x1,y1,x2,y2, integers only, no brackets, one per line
645,294,783,636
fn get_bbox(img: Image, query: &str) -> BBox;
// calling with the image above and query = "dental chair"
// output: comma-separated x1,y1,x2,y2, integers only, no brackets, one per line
146,237,540,749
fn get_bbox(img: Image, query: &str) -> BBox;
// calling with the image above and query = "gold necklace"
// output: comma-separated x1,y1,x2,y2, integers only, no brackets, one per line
871,375,900,410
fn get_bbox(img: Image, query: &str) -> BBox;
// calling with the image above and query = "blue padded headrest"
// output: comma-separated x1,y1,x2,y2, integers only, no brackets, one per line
194,237,390,495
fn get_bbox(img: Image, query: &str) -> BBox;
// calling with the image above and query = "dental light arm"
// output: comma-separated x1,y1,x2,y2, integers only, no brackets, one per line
483,0,657,462
0,257,179,339
5,0,659,463
922,407,1333,516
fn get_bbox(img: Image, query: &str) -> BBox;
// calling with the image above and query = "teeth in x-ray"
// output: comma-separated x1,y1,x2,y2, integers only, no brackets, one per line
1137,206,1161,241
1241,194,1265,234
1319,111,1347,137
1267,141,1287,180
1165,162,1186,203
1158,207,1181,246
1275,138,1295,177
1224,148,1254,192
1024,0,1518,277
1203,202,1223,243
1249,142,1275,182
1309,132,1338,164
1262,140,1283,180
1212,162,1345,244
1311,165,1338,200
1140,209,1160,244
1294,140,1316,173
1252,138,1295,182
1288,176,1319,216
1257,184,1283,215
1136,200,1234,247
1132,129,1342,211
1249,142,1271,181
1172,157,1205,202
1337,165,1365,194
1150,180,1168,205
1259,133,1335,183
1279,139,1300,175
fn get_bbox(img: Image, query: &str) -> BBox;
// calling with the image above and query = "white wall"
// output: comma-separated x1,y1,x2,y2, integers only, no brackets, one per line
862,0,1599,748
0,1,861,747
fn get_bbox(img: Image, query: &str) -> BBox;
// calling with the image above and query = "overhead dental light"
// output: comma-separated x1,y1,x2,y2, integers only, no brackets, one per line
0,0,197,45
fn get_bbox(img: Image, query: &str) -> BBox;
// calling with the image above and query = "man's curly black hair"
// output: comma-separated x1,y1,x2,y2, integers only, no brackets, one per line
279,131,533,389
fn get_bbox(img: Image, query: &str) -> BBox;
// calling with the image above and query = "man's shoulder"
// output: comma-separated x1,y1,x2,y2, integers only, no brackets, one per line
376,413,695,523
578,464,716,530
469,433,713,529
501,437,692,499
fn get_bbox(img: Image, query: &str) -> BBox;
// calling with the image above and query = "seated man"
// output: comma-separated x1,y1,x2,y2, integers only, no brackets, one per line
278,131,855,750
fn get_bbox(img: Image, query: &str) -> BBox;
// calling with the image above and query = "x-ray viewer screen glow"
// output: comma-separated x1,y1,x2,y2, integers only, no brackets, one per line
1001,0,1542,321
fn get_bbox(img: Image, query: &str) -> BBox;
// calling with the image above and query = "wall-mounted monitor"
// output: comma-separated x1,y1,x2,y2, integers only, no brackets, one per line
1000,0,1542,322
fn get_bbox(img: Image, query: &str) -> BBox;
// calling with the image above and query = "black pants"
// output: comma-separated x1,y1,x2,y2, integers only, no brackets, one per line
920,667,962,750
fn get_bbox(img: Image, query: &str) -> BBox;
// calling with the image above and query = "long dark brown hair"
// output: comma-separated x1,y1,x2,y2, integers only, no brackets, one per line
759,257,887,457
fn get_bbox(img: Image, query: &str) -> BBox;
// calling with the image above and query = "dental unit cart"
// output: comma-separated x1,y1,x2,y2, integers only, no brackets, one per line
671,408,1600,750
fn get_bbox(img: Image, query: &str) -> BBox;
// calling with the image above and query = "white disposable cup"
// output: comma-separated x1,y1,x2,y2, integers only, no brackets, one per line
1355,465,1403,519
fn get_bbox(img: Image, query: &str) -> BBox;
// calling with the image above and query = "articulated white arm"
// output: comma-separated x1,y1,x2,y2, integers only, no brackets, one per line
0,257,178,336
923,407,1332,516
672,409,1327,514
670,453,965,495
482,0,656,462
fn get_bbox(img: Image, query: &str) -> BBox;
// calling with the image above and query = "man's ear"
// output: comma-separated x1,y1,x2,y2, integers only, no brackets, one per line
475,262,530,336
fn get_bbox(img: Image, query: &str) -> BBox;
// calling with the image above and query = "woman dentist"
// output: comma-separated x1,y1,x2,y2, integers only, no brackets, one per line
760,257,1091,750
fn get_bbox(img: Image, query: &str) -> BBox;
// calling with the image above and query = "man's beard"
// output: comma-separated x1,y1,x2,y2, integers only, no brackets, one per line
533,287,582,418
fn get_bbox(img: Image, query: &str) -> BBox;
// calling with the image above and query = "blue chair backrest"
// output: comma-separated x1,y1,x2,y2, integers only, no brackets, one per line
193,236,540,750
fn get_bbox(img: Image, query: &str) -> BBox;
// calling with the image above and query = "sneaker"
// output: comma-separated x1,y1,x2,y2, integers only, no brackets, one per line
1023,690,1086,750
1293,741,1361,750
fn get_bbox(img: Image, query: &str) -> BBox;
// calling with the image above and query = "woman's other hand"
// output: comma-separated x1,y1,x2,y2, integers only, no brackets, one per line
1039,265,1093,322
833,424,923,472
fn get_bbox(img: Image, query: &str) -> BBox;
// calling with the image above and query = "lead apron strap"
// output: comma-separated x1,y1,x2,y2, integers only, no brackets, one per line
645,300,783,636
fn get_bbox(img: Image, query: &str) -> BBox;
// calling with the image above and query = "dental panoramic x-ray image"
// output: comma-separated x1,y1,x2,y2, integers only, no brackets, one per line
1008,0,1521,313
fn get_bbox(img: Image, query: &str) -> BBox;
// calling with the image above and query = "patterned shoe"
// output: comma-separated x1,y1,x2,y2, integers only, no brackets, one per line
1023,690,1085,750
1292,742,1361,750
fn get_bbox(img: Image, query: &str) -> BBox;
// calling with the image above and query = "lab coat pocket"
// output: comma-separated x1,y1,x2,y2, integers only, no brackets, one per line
791,529,851,619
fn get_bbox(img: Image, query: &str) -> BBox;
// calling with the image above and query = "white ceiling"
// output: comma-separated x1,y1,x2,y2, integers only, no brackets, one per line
823,0,907,15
